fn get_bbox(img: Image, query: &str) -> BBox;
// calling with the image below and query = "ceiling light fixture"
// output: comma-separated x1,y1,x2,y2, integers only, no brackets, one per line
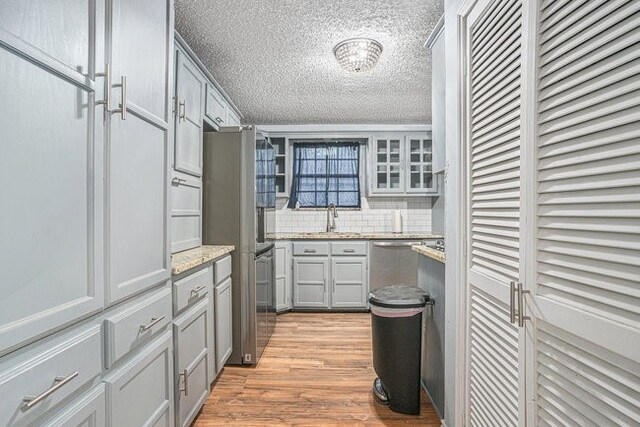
333,38,383,73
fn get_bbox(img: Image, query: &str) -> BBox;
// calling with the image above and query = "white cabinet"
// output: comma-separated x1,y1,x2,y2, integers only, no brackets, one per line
105,330,174,427
293,257,330,308
174,48,206,177
0,0,104,356
369,134,436,195
214,276,233,372
173,299,210,427
275,242,292,311
107,0,173,304
428,23,446,174
227,108,241,126
331,257,368,309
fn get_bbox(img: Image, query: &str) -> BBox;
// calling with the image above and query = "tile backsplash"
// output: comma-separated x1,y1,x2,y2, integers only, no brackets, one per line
276,197,432,233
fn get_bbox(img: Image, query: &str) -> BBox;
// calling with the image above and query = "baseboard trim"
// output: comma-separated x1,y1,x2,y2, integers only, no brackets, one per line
421,380,445,425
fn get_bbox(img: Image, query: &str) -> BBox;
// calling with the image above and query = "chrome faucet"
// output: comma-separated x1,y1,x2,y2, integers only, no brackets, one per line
326,204,338,232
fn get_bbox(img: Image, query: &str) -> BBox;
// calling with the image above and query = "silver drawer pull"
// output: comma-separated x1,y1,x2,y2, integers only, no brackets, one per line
171,177,186,186
190,284,206,296
303,249,316,253
22,372,79,409
140,316,165,331
113,75,127,120
215,116,223,123
343,249,356,253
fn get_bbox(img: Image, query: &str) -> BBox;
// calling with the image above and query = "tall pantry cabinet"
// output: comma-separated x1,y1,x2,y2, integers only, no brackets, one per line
0,1,175,426
459,0,640,425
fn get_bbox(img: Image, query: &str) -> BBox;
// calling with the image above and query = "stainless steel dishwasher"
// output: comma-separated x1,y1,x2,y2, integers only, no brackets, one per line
369,240,423,290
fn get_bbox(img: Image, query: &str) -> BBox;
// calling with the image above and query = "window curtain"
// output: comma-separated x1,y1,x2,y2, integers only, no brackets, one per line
288,142,360,208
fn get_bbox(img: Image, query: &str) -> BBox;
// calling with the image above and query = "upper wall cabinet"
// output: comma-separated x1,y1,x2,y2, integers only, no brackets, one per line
205,84,227,127
107,0,173,304
0,0,105,355
174,48,206,177
370,133,436,195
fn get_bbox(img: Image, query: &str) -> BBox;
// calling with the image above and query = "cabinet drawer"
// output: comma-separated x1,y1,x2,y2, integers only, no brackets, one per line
174,266,212,314
214,255,232,283
105,331,173,427
39,383,105,427
205,85,227,126
331,241,368,256
0,325,101,426
104,286,172,369
292,242,330,256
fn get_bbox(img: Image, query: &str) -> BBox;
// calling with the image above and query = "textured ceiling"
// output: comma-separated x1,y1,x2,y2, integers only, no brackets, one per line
175,0,443,125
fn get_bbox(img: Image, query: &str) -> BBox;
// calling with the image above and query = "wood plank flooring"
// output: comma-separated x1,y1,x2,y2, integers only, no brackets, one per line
193,312,440,426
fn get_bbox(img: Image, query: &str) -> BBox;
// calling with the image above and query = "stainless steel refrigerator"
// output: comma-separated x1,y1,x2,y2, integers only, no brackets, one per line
202,126,276,365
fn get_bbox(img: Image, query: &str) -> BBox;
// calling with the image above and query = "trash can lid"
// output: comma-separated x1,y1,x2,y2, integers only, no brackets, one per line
368,285,430,309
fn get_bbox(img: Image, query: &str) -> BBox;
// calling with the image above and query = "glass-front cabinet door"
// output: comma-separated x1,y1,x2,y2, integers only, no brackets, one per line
374,136,403,192
407,134,435,193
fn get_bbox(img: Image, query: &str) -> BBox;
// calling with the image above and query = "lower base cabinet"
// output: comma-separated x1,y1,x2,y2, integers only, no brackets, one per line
214,276,233,373
173,298,211,427
104,331,174,427
293,257,330,308
39,383,106,427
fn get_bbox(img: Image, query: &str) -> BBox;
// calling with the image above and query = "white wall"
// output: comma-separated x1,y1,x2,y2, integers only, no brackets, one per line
276,196,432,234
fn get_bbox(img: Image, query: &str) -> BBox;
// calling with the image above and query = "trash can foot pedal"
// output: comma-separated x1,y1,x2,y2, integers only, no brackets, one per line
372,378,389,405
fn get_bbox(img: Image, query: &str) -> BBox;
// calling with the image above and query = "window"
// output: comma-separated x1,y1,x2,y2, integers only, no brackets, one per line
288,142,361,208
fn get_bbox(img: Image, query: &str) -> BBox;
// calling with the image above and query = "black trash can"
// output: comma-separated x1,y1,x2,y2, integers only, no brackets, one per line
369,284,430,415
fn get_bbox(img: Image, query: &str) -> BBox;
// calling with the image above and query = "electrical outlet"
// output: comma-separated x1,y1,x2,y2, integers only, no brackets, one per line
244,353,252,362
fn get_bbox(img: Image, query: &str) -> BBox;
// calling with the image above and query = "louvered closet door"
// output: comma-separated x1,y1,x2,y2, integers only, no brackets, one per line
525,0,640,424
463,0,526,425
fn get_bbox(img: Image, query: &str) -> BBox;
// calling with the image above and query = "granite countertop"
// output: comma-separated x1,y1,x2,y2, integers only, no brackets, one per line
171,245,235,275
274,232,443,241
412,245,446,263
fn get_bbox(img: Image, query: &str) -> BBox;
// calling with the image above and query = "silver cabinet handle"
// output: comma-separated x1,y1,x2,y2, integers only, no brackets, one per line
22,372,79,409
333,278,336,293
518,282,530,327
215,116,223,123
343,249,356,253
509,281,516,324
179,100,186,121
303,249,316,253
372,241,421,247
95,64,111,111
171,177,187,186
140,316,165,331
190,284,206,296
179,369,188,395
113,75,127,120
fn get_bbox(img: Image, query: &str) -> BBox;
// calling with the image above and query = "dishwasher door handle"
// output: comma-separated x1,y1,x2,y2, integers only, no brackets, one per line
372,241,421,247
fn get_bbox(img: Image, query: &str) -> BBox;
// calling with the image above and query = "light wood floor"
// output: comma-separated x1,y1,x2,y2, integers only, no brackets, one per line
193,312,440,426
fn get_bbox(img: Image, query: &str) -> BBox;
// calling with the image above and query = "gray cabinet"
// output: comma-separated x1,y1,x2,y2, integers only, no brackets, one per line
174,48,206,177
205,84,227,127
215,276,233,372
292,241,368,310
0,0,104,356
429,26,446,174
275,242,292,311
107,0,173,304
105,330,174,427
293,257,330,308
0,324,102,427
38,383,106,427
173,299,210,427
369,133,436,195
331,257,368,308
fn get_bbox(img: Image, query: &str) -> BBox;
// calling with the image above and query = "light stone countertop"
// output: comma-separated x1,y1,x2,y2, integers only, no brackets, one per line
172,245,235,275
274,232,443,240
412,245,446,263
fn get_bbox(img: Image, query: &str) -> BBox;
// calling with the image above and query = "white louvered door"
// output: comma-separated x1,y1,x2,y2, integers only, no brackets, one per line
524,0,640,424
463,0,526,425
